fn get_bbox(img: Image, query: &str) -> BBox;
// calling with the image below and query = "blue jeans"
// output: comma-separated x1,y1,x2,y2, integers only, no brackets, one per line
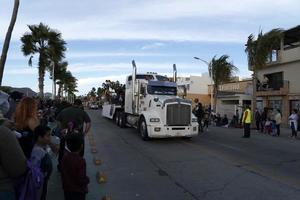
0,191,15,200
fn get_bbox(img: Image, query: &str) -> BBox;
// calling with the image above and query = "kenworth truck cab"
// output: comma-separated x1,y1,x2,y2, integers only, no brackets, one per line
102,60,198,140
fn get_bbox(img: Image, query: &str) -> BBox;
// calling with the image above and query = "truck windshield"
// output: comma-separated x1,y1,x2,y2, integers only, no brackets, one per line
147,86,177,95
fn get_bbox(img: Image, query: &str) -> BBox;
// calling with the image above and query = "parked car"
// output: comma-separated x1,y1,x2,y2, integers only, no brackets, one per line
89,102,98,109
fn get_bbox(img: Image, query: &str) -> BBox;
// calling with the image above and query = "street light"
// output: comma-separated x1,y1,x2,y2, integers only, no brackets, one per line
193,57,214,111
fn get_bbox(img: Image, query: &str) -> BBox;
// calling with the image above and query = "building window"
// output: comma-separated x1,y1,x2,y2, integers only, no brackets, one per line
268,100,282,112
267,50,279,63
271,50,278,62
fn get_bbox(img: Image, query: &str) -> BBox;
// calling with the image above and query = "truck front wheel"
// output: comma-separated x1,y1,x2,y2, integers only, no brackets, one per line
115,112,120,126
119,112,126,128
139,118,149,141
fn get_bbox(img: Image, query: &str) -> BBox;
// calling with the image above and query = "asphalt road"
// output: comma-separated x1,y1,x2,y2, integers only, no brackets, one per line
51,109,300,200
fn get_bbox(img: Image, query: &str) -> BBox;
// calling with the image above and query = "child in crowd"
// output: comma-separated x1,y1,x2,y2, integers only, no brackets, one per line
31,125,53,200
271,120,277,136
61,133,90,200
264,118,272,134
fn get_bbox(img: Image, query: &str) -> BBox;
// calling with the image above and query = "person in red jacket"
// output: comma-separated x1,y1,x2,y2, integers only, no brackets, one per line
61,134,89,200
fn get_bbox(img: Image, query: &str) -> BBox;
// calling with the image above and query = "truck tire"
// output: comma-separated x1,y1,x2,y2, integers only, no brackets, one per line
139,118,149,141
115,112,120,126
119,112,126,128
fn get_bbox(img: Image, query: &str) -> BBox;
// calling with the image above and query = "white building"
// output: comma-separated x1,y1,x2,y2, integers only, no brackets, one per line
177,73,211,106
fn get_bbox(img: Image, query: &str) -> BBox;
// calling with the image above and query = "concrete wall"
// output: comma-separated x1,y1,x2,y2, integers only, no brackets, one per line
177,74,210,95
281,46,300,63
189,75,210,94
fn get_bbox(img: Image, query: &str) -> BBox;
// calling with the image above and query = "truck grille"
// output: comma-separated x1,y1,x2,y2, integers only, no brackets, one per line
166,104,191,126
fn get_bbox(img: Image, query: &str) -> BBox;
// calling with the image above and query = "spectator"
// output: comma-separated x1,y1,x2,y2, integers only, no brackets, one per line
255,109,261,131
15,97,40,158
5,91,23,120
271,120,277,136
242,105,252,138
235,109,240,124
289,109,298,138
261,107,268,133
221,114,229,127
274,109,282,136
203,109,210,131
0,91,10,118
31,126,53,200
61,134,89,200
262,75,269,90
256,79,262,91
56,99,91,170
193,101,204,132
0,126,27,200
215,113,222,126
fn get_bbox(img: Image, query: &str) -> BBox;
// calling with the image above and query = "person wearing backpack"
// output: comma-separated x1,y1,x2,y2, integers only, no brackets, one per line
0,126,27,200
31,125,53,200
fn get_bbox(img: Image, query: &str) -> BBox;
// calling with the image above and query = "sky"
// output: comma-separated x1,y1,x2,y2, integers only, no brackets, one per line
1,0,300,95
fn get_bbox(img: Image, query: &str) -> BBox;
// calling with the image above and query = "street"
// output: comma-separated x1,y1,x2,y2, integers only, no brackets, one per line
49,110,300,200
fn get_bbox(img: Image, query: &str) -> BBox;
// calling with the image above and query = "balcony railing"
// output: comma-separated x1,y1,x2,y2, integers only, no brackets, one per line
255,80,289,96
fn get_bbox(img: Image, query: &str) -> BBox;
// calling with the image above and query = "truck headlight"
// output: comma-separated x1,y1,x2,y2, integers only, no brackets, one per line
150,118,160,122
192,118,198,122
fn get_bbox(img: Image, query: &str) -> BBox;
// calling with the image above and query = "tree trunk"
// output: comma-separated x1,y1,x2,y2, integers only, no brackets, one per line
0,0,20,86
57,83,63,99
38,66,45,98
213,85,218,113
251,71,257,127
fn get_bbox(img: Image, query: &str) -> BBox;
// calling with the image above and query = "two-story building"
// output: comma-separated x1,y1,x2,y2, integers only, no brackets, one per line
251,25,300,125
210,79,253,119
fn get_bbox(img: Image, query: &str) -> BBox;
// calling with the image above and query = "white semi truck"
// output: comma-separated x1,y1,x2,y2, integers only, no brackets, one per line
102,60,199,140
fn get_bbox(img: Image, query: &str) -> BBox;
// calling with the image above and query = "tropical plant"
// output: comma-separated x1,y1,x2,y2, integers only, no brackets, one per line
89,87,96,98
97,87,105,98
245,28,283,112
20,23,66,98
63,71,78,96
54,61,68,99
0,0,20,86
209,55,238,111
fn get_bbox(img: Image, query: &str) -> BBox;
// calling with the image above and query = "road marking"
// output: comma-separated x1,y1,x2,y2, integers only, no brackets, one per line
96,171,107,184
93,157,102,165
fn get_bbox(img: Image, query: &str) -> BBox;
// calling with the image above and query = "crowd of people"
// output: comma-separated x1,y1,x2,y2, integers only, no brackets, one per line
193,100,240,132
254,107,300,138
193,98,300,139
0,90,91,200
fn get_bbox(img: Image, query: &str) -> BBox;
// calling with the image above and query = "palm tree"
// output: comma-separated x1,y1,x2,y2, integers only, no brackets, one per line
54,61,68,99
245,28,283,112
0,0,20,85
20,23,66,98
210,55,238,112
61,71,78,96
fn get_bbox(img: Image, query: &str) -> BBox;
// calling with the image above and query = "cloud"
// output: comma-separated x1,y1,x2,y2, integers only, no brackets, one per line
141,42,165,50
5,67,36,75
1,0,299,43
69,62,204,74
66,51,170,59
